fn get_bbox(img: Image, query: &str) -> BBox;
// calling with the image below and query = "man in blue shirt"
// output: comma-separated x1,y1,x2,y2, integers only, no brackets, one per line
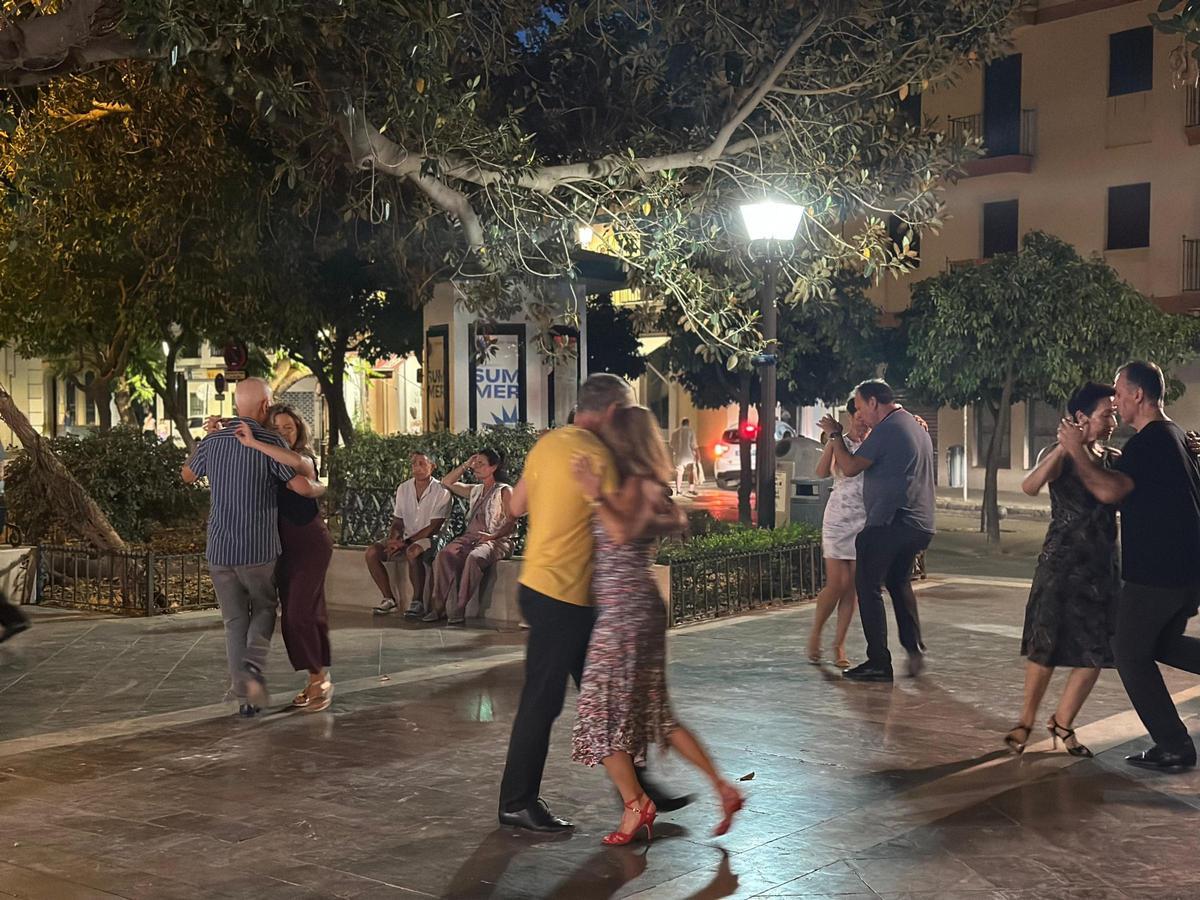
183,378,313,716
820,379,936,682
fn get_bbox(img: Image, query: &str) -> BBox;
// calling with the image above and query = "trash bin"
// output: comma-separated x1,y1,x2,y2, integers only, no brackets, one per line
791,477,832,528
947,445,965,489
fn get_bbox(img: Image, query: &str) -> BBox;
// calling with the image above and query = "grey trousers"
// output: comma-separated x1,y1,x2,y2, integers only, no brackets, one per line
210,561,279,700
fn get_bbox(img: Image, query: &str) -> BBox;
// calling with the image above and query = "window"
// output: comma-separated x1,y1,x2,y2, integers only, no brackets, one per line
1106,183,1150,250
975,404,1011,469
1026,401,1060,466
1109,26,1153,97
887,214,921,268
982,199,1019,258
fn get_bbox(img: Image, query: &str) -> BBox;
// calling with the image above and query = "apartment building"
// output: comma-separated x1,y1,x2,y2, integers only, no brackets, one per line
873,0,1200,493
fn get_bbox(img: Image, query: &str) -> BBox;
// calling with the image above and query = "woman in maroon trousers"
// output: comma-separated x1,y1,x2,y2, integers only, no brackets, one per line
234,406,334,712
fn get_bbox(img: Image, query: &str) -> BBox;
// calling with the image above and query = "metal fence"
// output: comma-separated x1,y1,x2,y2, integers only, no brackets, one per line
330,488,399,546
667,541,824,627
37,544,215,616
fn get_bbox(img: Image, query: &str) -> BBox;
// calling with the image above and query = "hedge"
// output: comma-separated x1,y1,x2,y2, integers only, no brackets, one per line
4,428,209,544
656,522,822,564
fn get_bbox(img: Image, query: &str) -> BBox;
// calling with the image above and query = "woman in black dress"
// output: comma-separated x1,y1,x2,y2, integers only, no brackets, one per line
1005,382,1119,756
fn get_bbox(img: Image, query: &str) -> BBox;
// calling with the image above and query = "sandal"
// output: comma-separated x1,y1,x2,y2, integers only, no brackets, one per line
303,678,333,713
1047,715,1093,758
290,689,311,709
1004,723,1033,755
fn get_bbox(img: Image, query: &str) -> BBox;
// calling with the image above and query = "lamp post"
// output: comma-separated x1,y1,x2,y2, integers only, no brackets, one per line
739,200,803,529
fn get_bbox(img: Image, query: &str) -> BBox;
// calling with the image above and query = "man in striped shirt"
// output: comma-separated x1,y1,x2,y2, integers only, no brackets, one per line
182,378,311,717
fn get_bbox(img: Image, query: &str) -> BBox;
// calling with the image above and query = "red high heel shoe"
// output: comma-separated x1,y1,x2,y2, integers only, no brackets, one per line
602,794,657,846
712,783,744,837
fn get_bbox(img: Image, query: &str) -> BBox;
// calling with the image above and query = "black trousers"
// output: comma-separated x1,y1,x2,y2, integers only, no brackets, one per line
498,586,596,814
0,589,27,630
1113,581,1200,749
855,523,932,667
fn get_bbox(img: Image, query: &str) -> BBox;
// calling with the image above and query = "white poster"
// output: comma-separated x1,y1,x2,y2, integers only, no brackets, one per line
474,333,522,427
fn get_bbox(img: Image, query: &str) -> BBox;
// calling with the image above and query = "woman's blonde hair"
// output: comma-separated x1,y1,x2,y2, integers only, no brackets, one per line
602,405,674,485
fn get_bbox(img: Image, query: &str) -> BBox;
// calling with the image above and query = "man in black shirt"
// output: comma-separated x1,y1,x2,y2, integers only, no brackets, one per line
1061,360,1200,773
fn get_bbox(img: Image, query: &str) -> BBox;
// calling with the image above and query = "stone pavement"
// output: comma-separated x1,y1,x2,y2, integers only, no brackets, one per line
5,570,1200,897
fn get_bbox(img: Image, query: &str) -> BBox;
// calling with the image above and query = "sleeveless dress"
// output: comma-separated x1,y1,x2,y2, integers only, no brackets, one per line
821,437,865,561
1021,450,1119,668
572,518,678,767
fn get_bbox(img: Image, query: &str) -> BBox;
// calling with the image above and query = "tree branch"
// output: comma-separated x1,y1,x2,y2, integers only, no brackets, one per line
406,171,485,251
0,1,154,88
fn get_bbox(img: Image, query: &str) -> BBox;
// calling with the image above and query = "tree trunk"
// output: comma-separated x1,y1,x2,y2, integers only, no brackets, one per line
737,372,753,527
113,378,137,427
0,380,126,552
307,353,355,456
84,379,113,430
147,345,196,454
980,375,1014,545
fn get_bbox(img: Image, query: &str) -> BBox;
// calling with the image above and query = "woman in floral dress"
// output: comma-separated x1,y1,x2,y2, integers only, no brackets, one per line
1004,382,1120,756
572,405,745,846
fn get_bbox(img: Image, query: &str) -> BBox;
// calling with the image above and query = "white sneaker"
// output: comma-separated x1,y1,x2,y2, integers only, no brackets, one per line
373,598,398,615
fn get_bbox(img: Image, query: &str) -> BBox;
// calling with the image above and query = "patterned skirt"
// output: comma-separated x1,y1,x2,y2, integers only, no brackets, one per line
572,542,678,767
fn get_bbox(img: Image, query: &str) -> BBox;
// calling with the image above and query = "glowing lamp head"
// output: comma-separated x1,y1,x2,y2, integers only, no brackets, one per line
739,200,804,243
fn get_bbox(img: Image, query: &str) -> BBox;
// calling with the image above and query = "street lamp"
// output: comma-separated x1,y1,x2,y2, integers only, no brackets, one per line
739,199,803,529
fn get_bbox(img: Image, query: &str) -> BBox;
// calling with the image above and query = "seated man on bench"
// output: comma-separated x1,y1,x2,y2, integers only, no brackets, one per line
367,451,452,619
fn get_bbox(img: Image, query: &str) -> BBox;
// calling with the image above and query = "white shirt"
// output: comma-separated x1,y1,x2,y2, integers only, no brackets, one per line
670,426,697,464
393,478,453,545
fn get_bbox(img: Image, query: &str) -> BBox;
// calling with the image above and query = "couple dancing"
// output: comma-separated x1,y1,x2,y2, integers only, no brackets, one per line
186,379,334,716
498,374,743,844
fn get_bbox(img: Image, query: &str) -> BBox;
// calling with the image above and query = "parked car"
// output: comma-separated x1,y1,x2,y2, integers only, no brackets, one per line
713,421,798,490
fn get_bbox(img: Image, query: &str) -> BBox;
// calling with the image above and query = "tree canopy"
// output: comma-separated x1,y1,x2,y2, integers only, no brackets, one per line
899,231,1200,542
0,66,260,431
665,271,884,410
0,0,1019,361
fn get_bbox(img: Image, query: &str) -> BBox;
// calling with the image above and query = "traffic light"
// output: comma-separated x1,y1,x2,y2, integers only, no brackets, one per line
738,421,759,442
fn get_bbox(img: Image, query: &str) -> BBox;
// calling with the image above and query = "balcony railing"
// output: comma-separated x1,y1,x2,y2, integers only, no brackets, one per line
1183,237,1200,292
948,108,1037,157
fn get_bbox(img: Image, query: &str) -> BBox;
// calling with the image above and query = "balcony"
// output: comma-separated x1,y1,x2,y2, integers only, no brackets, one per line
1186,85,1200,145
947,109,1036,177
1183,237,1200,292
947,258,986,272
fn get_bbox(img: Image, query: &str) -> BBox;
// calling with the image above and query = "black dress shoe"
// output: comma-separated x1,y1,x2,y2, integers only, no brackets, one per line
498,800,574,832
843,661,894,682
636,769,695,813
1126,744,1197,773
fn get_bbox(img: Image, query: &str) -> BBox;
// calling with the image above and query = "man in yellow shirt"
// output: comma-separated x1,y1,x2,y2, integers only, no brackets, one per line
498,374,688,831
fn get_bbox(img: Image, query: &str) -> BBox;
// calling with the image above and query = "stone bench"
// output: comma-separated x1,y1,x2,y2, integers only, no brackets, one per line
325,547,525,627
326,547,673,628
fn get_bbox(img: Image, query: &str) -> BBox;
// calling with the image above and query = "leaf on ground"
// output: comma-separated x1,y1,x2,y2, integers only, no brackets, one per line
739,772,755,781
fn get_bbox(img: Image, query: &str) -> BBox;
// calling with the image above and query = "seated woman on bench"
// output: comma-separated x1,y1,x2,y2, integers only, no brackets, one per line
425,449,516,625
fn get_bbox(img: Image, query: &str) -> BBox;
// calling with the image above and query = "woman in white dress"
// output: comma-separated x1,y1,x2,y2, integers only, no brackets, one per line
807,398,870,668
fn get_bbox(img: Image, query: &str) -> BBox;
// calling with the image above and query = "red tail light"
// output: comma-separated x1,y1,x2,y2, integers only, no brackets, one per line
738,421,759,442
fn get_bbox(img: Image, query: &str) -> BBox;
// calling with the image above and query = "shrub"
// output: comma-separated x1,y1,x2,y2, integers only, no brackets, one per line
5,428,209,544
657,522,821,564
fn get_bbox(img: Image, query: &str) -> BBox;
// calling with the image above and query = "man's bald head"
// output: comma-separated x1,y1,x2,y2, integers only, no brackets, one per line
234,377,273,424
